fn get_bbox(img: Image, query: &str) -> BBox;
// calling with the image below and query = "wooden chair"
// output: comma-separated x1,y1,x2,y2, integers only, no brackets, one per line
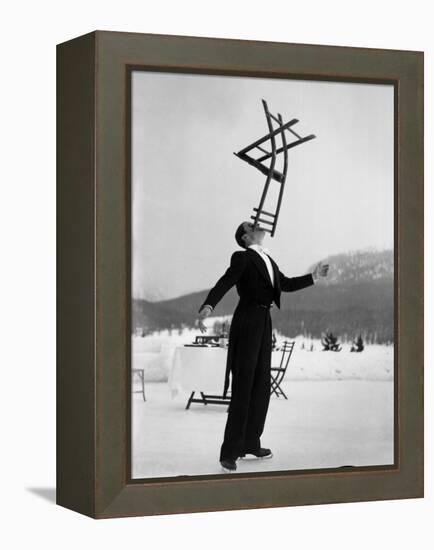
132,368,146,402
270,341,295,399
234,99,316,237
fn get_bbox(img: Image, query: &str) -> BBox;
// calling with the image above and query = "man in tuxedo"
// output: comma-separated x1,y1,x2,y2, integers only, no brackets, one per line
197,221,329,473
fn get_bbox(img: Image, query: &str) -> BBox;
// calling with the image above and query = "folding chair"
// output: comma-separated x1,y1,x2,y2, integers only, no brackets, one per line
270,341,295,399
132,368,146,402
234,99,316,237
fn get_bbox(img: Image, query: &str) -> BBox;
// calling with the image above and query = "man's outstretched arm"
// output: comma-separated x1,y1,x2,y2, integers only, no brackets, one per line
197,251,246,333
199,251,247,311
279,271,315,292
279,260,329,292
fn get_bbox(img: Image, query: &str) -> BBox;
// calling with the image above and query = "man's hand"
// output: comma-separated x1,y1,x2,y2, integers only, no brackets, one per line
197,305,213,333
312,261,329,281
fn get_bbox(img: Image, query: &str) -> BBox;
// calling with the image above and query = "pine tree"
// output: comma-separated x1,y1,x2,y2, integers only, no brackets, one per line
321,332,342,352
350,335,364,352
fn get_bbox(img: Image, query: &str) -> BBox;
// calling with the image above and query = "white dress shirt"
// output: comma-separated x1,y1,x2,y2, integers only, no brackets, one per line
248,244,274,287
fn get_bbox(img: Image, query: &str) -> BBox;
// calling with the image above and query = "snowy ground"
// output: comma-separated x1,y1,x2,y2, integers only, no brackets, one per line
131,323,394,479
131,379,394,479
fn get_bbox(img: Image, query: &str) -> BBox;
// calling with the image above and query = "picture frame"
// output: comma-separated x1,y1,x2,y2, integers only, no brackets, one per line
57,30,423,518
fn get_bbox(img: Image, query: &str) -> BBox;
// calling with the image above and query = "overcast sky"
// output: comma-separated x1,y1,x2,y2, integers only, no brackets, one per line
131,71,394,301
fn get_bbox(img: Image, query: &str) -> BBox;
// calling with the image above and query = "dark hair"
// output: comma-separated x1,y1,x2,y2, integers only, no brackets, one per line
235,222,248,249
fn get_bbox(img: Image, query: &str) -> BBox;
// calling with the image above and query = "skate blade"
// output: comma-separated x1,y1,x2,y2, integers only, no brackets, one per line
239,452,273,460
220,466,237,473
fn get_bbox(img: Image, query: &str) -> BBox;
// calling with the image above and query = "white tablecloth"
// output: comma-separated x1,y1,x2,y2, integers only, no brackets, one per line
168,346,281,398
168,347,228,398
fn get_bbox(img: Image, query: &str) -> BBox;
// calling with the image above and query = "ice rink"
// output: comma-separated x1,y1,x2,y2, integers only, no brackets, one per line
131,378,394,479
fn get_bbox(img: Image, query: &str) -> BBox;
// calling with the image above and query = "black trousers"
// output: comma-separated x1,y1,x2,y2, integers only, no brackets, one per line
220,305,272,461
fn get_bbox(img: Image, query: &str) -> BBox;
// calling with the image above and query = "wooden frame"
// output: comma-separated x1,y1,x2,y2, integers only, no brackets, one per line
57,30,423,518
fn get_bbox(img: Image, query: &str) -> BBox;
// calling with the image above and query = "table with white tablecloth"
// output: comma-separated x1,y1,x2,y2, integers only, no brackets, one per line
168,346,282,408
168,346,228,406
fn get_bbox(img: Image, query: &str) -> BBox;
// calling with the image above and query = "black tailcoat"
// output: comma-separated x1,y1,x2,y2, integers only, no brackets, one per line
200,248,314,461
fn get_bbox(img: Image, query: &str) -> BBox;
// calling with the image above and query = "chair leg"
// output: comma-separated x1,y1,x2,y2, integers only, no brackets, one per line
270,379,279,397
186,391,195,410
276,384,288,399
271,375,288,399
141,370,146,402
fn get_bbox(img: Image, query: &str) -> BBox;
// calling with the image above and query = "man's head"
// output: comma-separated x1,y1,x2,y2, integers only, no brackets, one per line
235,221,266,249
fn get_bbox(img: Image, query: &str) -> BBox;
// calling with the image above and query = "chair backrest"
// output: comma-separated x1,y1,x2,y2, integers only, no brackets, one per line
278,341,295,372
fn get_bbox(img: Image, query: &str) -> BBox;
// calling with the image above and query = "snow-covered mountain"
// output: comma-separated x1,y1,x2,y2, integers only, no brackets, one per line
309,249,393,286
133,248,394,343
